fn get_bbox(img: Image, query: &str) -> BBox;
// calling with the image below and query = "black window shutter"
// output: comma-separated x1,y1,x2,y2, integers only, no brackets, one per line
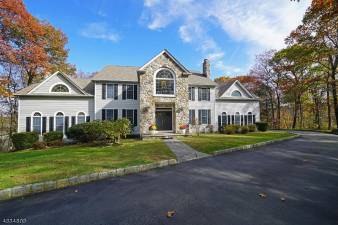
65,116,69,133
26,117,31,132
232,115,235,124
71,116,76,126
244,115,248,125
122,109,126,118
192,110,195,124
198,110,202,124
114,109,118,121
86,116,90,122
208,110,211,124
241,115,244,125
218,115,222,131
49,117,54,131
42,117,47,133
102,109,106,120
122,85,126,100
102,83,106,99
192,87,195,101
207,88,210,101
114,84,118,100
133,110,137,126
198,88,201,101
253,115,256,124
228,115,231,125
133,85,137,100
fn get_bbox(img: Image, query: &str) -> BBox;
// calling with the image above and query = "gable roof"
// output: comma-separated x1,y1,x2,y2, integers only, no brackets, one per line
14,71,93,96
217,80,258,100
92,65,139,82
139,49,190,73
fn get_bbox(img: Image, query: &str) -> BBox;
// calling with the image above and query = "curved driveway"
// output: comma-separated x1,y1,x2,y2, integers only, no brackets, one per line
1,132,337,225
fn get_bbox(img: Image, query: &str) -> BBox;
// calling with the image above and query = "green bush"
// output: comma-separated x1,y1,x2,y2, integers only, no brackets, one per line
32,141,47,150
255,122,268,132
43,131,63,143
67,119,132,144
248,124,257,132
224,125,237,134
241,126,249,134
234,125,241,134
332,129,338,135
11,132,39,150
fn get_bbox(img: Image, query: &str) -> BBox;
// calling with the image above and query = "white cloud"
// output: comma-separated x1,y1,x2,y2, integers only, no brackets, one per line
80,22,120,42
142,0,310,74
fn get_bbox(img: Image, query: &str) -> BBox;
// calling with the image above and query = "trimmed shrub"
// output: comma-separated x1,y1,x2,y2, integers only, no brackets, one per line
241,126,249,134
224,125,236,134
43,131,63,143
32,141,47,150
256,122,268,132
67,119,132,144
332,129,338,135
248,124,257,132
234,125,241,134
11,132,39,150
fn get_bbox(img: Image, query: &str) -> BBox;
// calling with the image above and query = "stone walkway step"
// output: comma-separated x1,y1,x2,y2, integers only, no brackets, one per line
164,139,209,163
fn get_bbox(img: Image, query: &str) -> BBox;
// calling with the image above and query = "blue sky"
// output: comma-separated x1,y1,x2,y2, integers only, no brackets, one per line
24,0,310,79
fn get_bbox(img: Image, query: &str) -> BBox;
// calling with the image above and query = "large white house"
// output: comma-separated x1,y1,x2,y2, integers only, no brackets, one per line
15,49,260,136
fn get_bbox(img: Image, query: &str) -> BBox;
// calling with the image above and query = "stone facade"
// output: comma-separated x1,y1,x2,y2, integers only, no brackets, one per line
139,53,189,134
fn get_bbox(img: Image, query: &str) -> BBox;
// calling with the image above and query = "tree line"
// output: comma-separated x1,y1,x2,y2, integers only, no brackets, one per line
216,1,337,130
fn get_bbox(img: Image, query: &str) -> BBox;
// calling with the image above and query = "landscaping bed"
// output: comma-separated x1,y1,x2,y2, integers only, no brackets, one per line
178,131,296,154
0,139,175,190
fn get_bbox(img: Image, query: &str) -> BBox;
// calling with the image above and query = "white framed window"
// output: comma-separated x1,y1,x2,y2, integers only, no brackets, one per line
235,112,241,125
51,84,69,93
32,112,42,134
198,88,210,101
248,112,253,125
55,112,64,132
221,112,227,125
155,69,175,96
198,109,211,125
189,109,195,124
189,87,195,101
77,112,86,124
231,90,242,97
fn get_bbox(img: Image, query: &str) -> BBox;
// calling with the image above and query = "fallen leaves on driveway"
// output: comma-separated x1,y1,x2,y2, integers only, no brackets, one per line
166,210,176,218
258,193,267,198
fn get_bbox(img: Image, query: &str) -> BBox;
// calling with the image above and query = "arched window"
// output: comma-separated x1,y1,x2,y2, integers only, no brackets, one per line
231,90,242,97
221,112,227,126
55,112,64,132
51,84,69,93
235,112,241,125
248,112,253,125
155,69,175,95
77,112,86,124
32,112,42,134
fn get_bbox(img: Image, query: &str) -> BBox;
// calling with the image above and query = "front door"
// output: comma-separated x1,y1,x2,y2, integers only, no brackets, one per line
155,108,172,131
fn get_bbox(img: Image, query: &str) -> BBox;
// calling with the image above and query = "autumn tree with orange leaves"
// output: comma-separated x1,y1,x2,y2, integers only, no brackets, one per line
0,0,75,148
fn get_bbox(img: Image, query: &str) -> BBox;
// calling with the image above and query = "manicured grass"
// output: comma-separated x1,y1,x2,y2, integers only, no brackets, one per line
0,139,175,190
178,131,296,154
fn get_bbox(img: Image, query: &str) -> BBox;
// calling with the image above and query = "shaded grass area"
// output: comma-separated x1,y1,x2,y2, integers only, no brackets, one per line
0,139,175,190
178,132,296,154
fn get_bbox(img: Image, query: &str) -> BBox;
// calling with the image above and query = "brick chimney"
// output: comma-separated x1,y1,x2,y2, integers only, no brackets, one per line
203,59,210,78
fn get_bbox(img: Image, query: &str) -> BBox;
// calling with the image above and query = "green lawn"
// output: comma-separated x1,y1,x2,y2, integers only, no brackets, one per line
0,139,175,190
178,131,296,154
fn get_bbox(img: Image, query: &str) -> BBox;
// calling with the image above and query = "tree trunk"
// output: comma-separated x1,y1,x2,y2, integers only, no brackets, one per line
292,98,299,129
326,79,332,130
268,92,275,128
276,93,281,129
331,71,338,129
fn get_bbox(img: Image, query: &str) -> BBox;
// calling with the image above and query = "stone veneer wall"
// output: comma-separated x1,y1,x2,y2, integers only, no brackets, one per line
139,53,189,134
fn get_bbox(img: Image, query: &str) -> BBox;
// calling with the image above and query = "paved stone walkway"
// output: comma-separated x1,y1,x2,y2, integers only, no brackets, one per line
164,138,209,162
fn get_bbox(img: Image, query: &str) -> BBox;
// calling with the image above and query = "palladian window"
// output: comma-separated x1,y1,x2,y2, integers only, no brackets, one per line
51,84,69,93
155,69,175,95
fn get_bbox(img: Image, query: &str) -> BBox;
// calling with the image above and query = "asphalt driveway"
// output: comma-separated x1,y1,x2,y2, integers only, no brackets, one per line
1,132,337,225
